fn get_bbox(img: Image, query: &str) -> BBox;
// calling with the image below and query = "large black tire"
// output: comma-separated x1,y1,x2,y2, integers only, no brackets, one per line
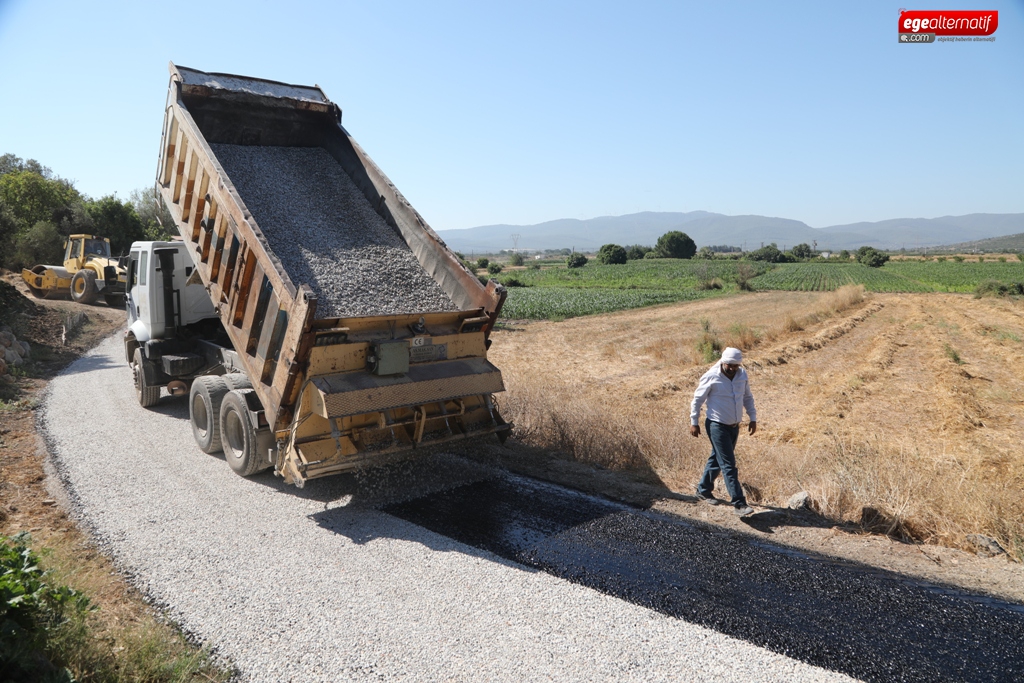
222,374,252,391
132,348,161,407
70,270,99,304
220,389,268,476
190,376,229,454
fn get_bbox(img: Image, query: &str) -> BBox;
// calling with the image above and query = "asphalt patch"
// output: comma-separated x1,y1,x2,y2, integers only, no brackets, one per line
383,474,1024,682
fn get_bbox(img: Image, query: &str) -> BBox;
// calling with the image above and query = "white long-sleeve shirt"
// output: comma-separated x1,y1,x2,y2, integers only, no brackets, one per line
690,363,757,426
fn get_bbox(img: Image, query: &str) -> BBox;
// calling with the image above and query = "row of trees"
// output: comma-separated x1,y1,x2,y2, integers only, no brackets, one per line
582,236,891,269
0,154,172,269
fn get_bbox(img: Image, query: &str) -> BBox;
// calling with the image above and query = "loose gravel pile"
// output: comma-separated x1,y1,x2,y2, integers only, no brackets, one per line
43,336,855,683
211,144,458,319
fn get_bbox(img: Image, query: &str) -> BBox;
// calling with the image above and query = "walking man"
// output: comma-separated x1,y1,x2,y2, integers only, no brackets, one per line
690,347,757,516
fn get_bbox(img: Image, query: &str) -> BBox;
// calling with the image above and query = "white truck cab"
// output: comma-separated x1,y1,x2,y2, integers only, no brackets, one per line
126,241,218,342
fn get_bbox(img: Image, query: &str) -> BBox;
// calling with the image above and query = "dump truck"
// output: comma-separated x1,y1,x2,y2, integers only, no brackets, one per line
124,63,509,487
22,234,127,306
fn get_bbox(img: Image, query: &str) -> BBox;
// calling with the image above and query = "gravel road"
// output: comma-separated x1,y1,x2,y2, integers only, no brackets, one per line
42,335,855,682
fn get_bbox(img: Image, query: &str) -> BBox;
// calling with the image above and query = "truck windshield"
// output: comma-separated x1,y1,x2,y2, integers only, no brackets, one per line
84,239,110,257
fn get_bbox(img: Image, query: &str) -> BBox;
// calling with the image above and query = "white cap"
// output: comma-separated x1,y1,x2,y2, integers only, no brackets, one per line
721,347,743,365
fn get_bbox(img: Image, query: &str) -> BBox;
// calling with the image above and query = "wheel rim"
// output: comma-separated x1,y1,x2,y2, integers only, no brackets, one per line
73,277,85,295
224,408,246,461
133,363,143,395
192,393,210,438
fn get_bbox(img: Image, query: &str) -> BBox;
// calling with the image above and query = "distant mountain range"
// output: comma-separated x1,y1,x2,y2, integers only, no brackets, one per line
435,211,1024,254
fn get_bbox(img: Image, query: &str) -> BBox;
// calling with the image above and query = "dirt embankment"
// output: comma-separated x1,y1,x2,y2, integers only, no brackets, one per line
0,271,160,644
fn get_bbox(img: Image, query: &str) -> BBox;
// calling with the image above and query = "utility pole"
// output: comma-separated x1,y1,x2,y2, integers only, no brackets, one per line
511,233,520,254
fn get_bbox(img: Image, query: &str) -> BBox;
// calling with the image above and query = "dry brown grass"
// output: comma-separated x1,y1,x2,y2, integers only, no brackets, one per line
492,288,1024,561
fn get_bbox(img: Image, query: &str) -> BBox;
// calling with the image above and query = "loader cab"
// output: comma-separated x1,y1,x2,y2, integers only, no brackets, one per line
126,241,217,342
63,235,111,270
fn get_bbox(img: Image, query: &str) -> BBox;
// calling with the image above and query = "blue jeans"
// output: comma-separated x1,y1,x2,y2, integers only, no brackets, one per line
697,419,746,507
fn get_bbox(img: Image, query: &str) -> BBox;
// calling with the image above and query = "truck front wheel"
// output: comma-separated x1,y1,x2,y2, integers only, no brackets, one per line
133,349,161,407
220,389,267,476
190,376,229,454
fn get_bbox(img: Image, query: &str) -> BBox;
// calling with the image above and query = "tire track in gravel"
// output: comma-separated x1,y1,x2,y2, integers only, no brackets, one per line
43,335,856,683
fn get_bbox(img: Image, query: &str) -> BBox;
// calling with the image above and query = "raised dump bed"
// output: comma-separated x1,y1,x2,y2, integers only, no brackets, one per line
147,63,509,485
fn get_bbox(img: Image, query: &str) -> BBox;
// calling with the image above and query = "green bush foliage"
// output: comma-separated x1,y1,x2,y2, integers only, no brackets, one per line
747,243,789,263
654,231,697,259
596,244,627,265
475,257,489,269
857,247,890,268
791,243,813,259
509,252,525,266
625,244,652,260
1,533,94,682
487,263,503,275
566,253,588,268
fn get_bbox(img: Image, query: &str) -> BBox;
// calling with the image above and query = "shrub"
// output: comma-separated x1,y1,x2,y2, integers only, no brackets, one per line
791,243,813,259
487,263,503,275
501,277,527,287
838,249,850,260
566,253,588,268
695,318,722,362
974,279,1024,298
476,257,489,269
14,220,63,268
625,245,652,260
509,252,525,266
936,256,947,263
953,255,964,262
0,533,94,681
857,247,890,268
734,262,757,291
596,244,627,265
642,251,660,259
655,231,697,259
943,343,963,365
747,243,788,263
695,246,715,260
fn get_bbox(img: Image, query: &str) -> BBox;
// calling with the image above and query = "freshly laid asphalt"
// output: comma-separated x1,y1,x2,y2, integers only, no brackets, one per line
385,475,1024,682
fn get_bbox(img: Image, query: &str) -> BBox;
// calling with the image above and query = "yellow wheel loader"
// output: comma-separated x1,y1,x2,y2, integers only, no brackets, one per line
22,234,127,306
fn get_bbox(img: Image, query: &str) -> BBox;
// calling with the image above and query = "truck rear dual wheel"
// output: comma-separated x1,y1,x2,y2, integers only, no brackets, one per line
70,270,100,304
190,376,229,454
220,389,268,476
133,349,161,407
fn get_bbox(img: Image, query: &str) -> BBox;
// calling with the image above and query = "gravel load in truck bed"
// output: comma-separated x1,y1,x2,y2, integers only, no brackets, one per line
211,144,458,319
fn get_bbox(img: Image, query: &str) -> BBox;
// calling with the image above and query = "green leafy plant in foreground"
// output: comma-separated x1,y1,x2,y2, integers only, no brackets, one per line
1,532,93,682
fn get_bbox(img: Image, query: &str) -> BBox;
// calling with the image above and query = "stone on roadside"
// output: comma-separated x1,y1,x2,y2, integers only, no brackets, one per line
0,330,14,347
18,341,30,359
0,357,7,375
787,491,812,510
4,346,23,366
965,533,1006,558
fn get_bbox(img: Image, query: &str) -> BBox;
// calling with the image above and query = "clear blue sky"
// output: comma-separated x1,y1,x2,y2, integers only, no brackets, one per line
1,1,1021,230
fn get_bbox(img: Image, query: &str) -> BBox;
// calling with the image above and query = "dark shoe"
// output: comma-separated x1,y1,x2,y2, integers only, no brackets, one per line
734,505,754,516
696,490,721,505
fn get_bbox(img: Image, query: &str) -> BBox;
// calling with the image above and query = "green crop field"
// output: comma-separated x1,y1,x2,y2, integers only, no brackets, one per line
501,287,719,320
750,263,933,292
493,258,1024,320
885,261,1024,292
505,258,770,290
